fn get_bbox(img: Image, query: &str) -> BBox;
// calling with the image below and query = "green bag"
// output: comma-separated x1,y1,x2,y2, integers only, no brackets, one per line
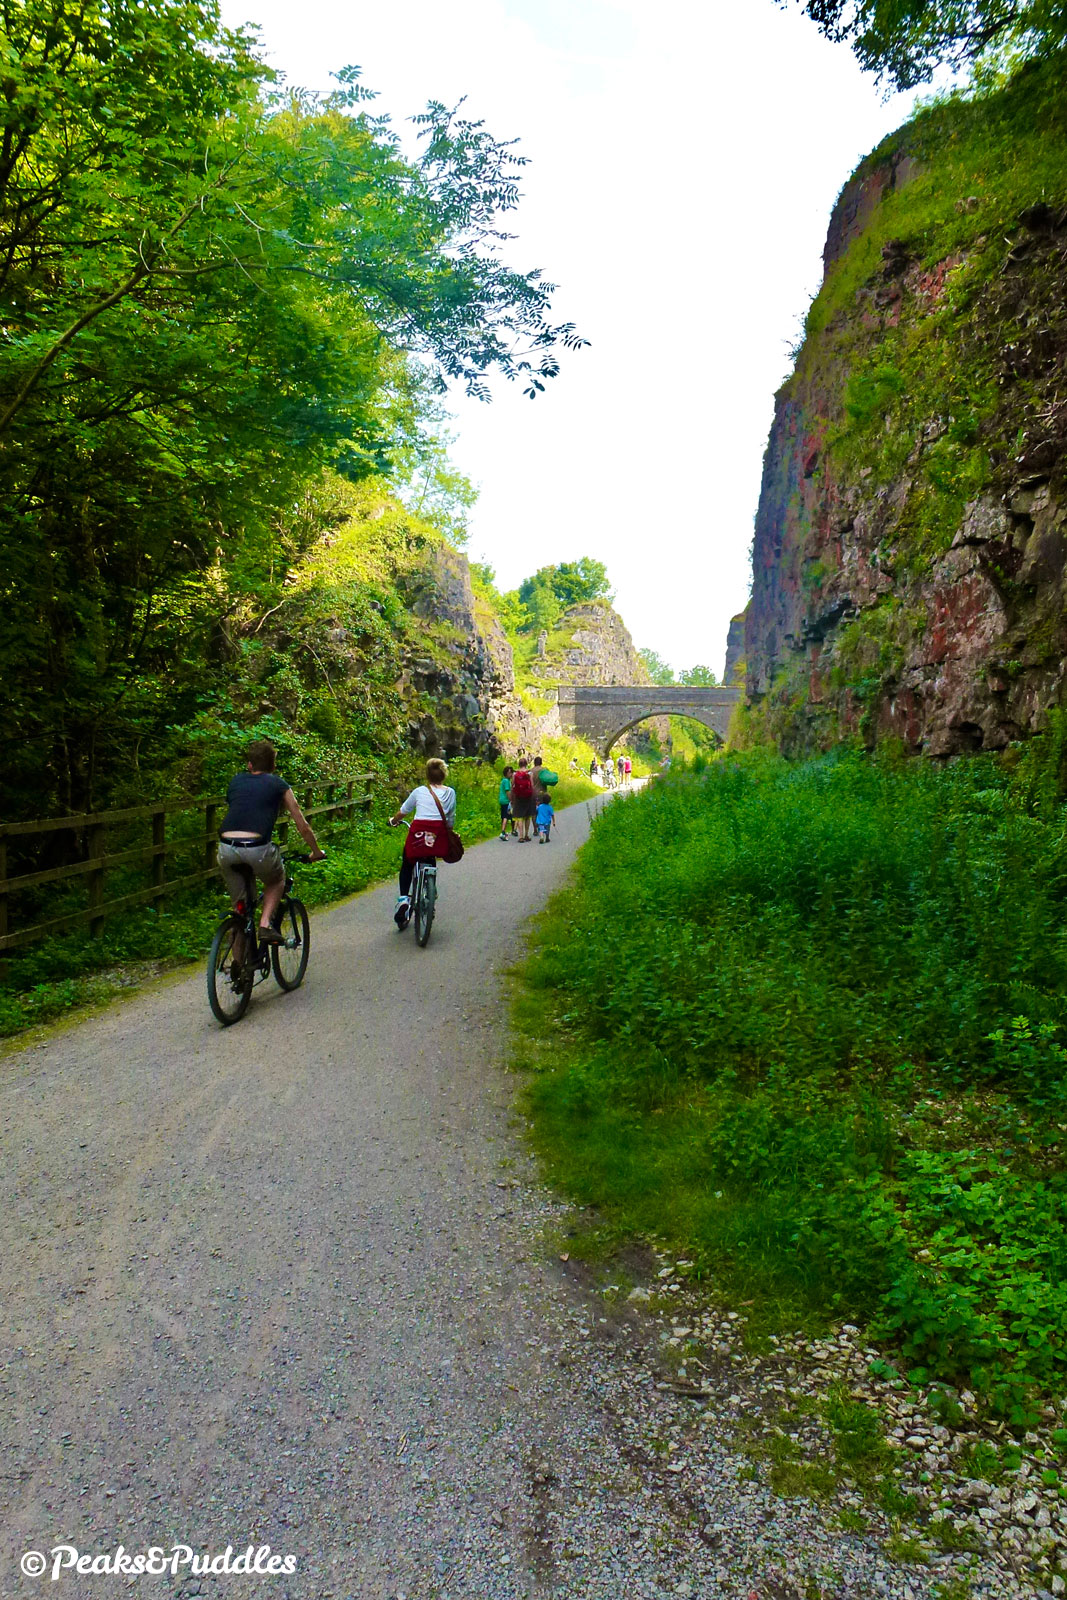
539,768,559,786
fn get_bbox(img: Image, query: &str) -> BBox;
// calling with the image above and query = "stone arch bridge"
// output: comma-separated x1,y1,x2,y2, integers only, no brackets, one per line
555,684,741,757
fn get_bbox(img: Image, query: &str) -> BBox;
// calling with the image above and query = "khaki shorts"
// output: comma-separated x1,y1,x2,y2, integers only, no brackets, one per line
217,841,284,902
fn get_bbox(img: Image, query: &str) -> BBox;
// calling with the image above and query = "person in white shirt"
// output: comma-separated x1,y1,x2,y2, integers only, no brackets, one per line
388,757,457,928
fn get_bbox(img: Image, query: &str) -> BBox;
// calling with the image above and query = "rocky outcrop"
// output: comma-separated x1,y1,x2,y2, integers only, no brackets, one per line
396,546,516,759
723,611,747,687
532,599,652,690
745,59,1067,756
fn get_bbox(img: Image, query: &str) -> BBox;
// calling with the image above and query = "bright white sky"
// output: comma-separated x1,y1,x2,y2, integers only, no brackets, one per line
221,0,920,675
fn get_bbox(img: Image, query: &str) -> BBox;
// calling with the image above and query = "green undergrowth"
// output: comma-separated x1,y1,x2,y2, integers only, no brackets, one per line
1,757,595,1041
516,747,1067,1418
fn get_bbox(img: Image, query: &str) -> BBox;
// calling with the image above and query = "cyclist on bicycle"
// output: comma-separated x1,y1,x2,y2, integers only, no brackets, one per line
389,757,456,929
217,740,325,943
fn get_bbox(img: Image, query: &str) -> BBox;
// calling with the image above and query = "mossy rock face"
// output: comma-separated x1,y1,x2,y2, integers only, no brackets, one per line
746,52,1067,758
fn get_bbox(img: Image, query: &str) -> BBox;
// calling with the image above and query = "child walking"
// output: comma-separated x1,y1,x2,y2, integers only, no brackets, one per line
535,794,555,843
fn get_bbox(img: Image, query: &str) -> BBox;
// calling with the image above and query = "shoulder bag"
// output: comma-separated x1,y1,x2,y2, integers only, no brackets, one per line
429,786,464,864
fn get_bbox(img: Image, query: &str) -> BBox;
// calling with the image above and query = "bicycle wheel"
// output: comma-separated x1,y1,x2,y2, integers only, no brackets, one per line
271,897,310,991
208,918,253,1025
414,867,436,948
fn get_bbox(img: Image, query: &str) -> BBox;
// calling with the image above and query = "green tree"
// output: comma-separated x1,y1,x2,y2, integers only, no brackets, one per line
640,648,676,686
0,0,586,814
782,0,1067,88
516,575,561,634
550,558,613,607
471,562,527,638
516,558,612,631
679,664,718,686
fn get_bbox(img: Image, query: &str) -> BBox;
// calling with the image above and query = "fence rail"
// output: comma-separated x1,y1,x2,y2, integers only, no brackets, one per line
0,777,375,953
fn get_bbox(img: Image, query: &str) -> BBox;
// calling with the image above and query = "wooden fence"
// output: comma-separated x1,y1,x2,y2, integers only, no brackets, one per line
0,777,374,953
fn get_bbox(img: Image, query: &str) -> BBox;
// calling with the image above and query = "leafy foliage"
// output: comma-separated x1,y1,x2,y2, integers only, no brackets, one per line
509,559,614,636
0,0,584,817
640,648,676,685
520,748,1067,1410
782,0,1067,88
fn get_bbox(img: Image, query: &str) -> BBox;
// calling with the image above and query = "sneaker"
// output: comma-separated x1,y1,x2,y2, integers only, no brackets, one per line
394,895,411,929
258,925,283,945
499,832,507,840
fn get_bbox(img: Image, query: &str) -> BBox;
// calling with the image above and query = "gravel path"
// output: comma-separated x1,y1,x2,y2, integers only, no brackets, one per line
0,804,1049,1599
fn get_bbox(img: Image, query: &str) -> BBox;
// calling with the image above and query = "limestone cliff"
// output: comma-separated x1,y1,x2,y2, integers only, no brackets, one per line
531,599,653,691
745,55,1067,755
243,480,660,768
723,611,747,688
395,546,516,758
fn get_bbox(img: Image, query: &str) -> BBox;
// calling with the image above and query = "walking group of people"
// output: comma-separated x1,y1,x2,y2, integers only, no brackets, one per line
588,753,632,788
498,756,557,844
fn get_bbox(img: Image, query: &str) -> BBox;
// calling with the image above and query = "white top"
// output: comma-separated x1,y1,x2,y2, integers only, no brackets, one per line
400,784,456,826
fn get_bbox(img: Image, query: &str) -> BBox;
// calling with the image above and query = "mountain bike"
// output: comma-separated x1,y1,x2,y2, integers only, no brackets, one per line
207,852,316,1025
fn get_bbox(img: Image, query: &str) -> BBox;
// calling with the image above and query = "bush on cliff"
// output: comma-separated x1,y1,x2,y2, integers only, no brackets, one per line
518,748,1067,1413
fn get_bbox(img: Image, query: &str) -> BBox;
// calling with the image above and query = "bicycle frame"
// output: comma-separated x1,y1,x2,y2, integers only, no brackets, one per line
229,876,272,982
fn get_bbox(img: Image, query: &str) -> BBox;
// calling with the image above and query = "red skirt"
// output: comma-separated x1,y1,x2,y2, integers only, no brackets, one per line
403,818,449,860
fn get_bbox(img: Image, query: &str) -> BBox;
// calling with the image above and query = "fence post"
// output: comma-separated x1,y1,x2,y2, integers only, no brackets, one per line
346,780,354,816
87,822,106,938
204,803,217,873
151,810,165,910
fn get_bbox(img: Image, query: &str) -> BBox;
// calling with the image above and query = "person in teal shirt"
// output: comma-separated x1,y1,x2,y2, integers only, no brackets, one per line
498,766,515,839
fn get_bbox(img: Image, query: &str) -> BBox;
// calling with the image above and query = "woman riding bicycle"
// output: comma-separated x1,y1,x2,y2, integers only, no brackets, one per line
389,757,456,929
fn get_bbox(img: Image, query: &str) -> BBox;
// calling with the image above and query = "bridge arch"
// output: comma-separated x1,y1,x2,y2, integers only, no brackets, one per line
604,711,724,760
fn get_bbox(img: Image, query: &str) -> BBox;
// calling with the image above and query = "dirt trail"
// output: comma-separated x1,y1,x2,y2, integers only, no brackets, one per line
0,802,644,1599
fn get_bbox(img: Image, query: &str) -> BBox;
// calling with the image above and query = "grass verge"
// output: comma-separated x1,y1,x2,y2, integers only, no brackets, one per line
514,747,1067,1421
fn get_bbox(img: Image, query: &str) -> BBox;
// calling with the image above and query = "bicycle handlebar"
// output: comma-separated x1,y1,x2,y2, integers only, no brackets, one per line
287,851,324,864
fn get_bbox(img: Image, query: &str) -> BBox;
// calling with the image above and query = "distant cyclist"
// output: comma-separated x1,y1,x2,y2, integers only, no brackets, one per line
217,740,324,944
389,758,456,927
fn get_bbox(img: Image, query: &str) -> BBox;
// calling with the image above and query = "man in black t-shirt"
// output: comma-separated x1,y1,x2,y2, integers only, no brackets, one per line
216,741,324,942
